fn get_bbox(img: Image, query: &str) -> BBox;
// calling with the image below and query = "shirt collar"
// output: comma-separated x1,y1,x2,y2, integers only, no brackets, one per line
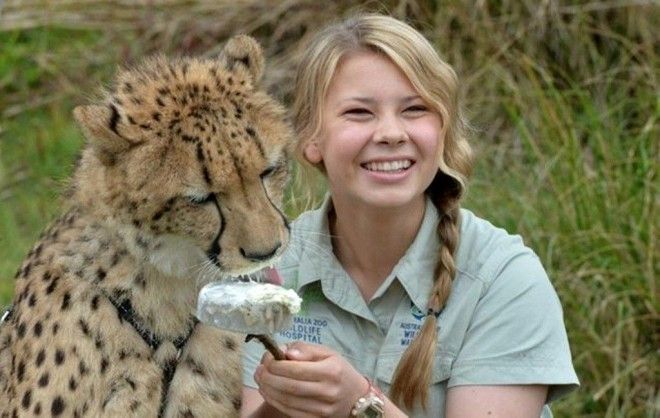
293,194,340,290
373,197,439,311
294,195,439,313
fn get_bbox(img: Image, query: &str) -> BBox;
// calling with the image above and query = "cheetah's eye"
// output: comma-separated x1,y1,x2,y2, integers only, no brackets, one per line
260,165,279,178
187,194,214,205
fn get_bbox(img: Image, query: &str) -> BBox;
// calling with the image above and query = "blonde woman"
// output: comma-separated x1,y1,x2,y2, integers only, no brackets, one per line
241,14,578,418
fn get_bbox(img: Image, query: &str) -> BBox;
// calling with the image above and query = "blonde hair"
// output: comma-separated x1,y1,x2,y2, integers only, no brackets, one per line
292,14,473,410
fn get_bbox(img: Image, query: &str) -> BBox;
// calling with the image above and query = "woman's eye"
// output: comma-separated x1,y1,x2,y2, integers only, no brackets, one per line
405,105,428,113
344,108,372,116
187,194,213,205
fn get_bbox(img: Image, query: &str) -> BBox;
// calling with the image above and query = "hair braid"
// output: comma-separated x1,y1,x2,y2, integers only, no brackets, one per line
389,173,462,410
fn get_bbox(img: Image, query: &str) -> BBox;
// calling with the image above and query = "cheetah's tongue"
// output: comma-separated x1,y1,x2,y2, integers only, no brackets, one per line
263,267,283,286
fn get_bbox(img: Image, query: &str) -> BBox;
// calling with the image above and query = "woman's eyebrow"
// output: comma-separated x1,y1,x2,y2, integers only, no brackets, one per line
340,96,375,104
339,95,422,104
402,95,422,102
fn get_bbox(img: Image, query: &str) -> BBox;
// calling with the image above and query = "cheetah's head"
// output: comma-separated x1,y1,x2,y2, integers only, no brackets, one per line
72,35,293,283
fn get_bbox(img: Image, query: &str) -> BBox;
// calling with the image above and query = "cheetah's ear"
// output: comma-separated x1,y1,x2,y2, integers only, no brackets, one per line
221,35,265,86
73,104,135,165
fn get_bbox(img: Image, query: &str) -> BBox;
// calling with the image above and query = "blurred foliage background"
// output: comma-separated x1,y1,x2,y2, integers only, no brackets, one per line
0,0,657,416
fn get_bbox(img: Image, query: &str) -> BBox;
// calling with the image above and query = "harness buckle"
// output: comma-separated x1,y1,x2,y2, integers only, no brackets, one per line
1,306,13,324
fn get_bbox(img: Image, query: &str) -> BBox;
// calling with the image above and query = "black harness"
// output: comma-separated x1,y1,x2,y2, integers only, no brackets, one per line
1,301,197,352
111,298,197,352
108,297,198,416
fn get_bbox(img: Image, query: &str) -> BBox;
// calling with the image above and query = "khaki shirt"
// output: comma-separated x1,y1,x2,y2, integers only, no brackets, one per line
243,196,579,417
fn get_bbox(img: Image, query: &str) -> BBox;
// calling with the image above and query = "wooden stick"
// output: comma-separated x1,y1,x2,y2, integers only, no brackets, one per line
245,334,285,360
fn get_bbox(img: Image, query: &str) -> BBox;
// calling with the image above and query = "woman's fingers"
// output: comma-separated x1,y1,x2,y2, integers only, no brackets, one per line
259,383,340,417
256,364,328,398
255,343,362,417
284,341,334,361
267,358,335,382
257,385,313,418
272,344,348,382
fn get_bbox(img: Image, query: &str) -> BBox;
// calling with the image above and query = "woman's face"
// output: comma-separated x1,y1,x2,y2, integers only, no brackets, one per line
304,50,443,212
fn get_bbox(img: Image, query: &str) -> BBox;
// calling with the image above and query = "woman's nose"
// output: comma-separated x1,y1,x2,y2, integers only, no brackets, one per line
373,114,408,145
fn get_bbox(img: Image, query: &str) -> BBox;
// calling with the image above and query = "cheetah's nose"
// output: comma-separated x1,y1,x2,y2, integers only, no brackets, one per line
239,242,281,262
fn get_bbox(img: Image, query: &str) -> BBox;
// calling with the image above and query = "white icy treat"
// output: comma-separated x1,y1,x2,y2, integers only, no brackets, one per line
196,282,302,334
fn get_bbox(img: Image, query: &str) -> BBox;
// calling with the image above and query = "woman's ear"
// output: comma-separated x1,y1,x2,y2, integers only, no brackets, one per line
303,141,323,164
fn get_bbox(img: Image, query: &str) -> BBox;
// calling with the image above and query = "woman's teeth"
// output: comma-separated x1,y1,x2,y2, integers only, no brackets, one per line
363,160,412,172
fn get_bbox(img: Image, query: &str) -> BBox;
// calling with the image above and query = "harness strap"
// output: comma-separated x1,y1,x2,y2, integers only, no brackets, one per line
107,295,198,416
111,298,197,351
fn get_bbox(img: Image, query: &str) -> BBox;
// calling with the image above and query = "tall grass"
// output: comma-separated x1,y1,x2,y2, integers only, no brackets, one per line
0,1,657,416
468,64,657,417
434,4,658,416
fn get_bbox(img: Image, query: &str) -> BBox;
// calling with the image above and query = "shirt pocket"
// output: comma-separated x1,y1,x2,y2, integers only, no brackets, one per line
375,352,453,385
374,352,453,416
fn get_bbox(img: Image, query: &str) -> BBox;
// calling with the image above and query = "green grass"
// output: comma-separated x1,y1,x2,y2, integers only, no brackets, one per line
0,28,112,298
462,66,657,417
0,2,657,416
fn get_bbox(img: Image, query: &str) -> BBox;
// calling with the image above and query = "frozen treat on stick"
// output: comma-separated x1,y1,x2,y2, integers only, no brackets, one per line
196,267,301,360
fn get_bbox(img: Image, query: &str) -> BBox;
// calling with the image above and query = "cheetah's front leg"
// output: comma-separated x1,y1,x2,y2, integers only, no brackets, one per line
162,325,243,418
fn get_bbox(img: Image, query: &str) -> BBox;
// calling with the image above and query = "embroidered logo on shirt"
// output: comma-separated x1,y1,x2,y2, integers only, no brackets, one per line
278,315,327,344
397,302,425,346
410,301,425,321
399,322,421,346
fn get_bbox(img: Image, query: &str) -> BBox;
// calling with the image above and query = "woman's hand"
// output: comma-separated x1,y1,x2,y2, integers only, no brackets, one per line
254,341,369,418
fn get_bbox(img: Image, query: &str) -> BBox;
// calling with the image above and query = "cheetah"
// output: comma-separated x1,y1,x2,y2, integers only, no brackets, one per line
0,35,293,417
